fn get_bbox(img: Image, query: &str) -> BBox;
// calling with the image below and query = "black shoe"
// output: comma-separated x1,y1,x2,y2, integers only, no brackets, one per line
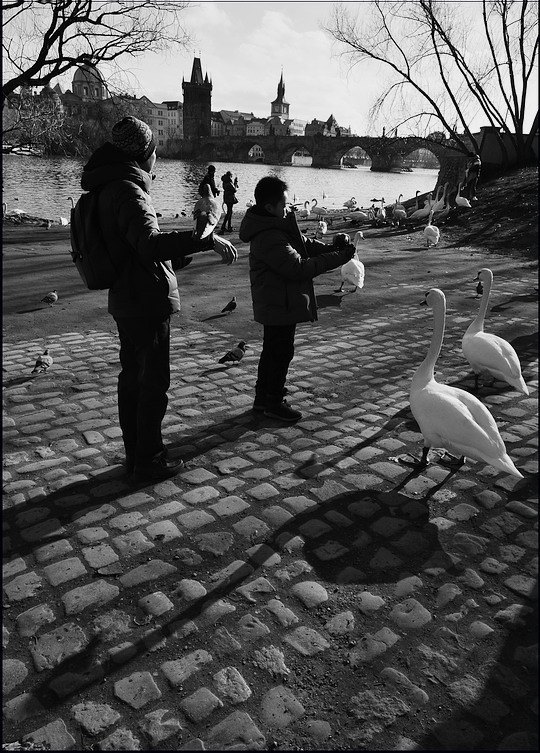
253,388,288,412
131,457,184,482
264,399,301,423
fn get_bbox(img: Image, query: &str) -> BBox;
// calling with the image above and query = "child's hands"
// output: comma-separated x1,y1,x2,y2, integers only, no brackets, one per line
214,234,238,264
333,233,350,248
339,243,356,262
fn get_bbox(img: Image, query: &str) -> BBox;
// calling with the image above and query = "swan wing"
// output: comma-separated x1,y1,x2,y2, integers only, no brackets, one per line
462,332,524,382
410,383,507,461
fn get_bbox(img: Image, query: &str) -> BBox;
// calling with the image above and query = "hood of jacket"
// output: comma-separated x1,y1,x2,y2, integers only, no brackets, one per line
239,206,304,249
81,142,152,194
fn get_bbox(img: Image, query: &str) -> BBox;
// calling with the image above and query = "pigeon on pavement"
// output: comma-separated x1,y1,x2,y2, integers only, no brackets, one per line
32,349,53,374
193,184,221,240
41,290,58,307
221,296,237,314
219,341,247,364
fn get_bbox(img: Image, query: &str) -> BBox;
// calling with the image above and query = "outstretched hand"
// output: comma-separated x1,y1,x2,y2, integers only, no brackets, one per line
214,234,238,265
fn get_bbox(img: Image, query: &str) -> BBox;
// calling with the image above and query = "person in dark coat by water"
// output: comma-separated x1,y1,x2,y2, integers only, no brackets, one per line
198,164,220,197
239,175,355,422
81,117,237,481
220,171,238,232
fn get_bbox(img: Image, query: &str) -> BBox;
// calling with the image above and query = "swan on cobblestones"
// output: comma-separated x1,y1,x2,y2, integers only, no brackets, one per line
462,268,529,395
402,288,523,477
339,250,365,294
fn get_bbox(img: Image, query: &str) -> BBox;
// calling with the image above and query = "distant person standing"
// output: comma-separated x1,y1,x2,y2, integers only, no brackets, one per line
464,152,481,201
220,171,238,233
199,165,220,197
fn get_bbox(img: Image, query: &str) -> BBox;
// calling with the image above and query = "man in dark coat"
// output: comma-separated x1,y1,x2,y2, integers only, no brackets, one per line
81,116,236,481
198,164,220,197
239,176,355,422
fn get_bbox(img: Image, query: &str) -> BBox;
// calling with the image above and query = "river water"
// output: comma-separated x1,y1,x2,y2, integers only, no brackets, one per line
2,153,439,220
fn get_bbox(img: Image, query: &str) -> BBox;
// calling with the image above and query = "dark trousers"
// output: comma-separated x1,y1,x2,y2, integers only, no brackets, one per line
221,203,233,230
114,316,170,464
256,324,296,399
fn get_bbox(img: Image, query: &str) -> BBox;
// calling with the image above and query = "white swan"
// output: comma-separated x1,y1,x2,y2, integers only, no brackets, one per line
375,197,386,222
339,250,365,293
392,195,407,225
316,220,328,237
455,182,471,208
405,288,522,477
462,268,529,395
430,183,448,214
433,191,452,222
298,200,310,219
408,193,433,220
353,231,364,249
343,196,357,209
311,198,328,218
423,209,440,248
351,208,373,223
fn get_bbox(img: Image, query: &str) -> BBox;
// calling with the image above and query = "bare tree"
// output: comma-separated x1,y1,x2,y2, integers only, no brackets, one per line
325,0,538,166
2,0,192,103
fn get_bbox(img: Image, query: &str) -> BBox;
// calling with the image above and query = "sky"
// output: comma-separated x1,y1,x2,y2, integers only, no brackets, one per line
101,1,380,135
6,1,537,136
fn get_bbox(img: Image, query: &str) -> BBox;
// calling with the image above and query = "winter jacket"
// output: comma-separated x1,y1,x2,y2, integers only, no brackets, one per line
198,172,220,197
239,207,352,325
81,143,212,318
221,175,237,205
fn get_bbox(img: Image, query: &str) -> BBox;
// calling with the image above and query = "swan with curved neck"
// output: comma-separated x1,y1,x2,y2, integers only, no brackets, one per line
455,182,471,208
409,193,432,220
406,288,523,477
311,198,328,217
462,268,529,394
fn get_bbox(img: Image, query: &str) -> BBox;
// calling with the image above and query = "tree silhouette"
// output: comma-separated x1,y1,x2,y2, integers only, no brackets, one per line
325,0,538,166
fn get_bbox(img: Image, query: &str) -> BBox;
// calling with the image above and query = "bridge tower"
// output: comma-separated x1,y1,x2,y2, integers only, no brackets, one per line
182,57,212,139
270,72,290,119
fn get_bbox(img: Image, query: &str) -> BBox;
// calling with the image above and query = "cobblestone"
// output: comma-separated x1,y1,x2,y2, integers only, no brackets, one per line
2,285,537,750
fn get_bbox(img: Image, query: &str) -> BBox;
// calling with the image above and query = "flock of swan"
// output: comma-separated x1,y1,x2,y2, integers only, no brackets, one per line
406,275,526,479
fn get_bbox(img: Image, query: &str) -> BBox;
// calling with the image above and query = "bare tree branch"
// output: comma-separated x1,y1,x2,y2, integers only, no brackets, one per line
324,0,538,166
2,0,192,102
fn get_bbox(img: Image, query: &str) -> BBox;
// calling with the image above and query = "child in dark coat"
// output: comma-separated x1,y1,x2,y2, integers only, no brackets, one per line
239,176,355,422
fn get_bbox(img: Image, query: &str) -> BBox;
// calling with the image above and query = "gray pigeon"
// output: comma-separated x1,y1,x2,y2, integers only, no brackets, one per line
32,348,53,374
41,290,58,307
221,296,237,314
219,341,247,364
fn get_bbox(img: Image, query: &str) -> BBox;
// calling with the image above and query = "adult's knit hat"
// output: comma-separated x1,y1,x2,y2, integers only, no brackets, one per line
112,116,155,163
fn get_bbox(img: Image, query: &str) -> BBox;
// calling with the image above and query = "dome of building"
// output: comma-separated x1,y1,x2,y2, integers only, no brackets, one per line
72,63,106,101
73,63,104,85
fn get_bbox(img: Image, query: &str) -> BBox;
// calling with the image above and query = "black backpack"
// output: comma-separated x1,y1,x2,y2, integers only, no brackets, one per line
70,190,123,290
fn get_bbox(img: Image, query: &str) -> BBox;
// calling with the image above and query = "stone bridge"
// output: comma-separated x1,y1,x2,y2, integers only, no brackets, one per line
179,134,468,190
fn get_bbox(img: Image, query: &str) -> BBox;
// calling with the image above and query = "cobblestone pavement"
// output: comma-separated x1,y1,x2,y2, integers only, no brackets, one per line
2,270,538,751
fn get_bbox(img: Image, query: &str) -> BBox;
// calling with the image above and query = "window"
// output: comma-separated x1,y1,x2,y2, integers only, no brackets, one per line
158,110,163,116
158,120,163,125
94,87,99,96
83,86,88,96
158,130,163,135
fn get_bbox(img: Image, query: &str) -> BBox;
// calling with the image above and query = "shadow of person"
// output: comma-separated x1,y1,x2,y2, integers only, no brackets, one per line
275,465,460,585
416,579,538,750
